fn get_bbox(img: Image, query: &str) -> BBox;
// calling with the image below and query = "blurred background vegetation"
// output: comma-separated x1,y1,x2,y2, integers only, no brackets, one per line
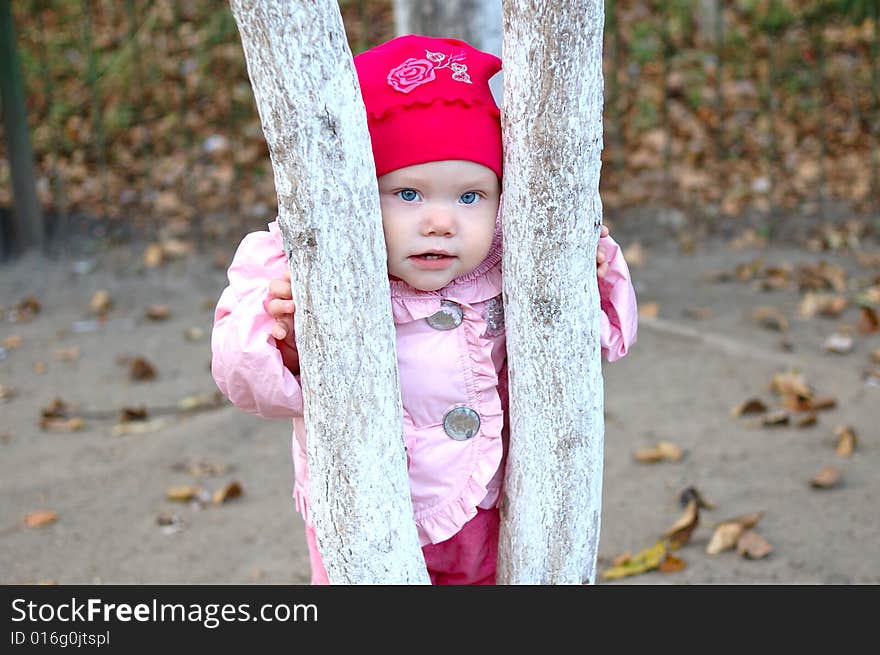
0,0,878,259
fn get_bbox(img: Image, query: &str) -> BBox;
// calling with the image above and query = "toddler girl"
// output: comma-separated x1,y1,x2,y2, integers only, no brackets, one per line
211,34,638,585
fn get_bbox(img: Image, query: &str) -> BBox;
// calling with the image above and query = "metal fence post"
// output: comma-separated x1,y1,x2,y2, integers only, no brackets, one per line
0,0,44,257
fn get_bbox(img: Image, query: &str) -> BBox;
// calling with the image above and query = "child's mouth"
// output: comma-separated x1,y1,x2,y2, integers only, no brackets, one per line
409,253,455,270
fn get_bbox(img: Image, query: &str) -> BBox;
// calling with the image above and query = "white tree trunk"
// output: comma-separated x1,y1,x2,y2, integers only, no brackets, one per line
497,0,607,584
229,0,429,584
393,0,503,104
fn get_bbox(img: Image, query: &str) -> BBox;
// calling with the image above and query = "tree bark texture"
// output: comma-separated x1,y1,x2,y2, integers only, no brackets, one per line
393,0,503,104
229,0,429,584
497,0,607,584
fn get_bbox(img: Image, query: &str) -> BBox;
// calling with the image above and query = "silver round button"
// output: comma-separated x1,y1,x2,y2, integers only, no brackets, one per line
443,406,481,441
426,301,463,330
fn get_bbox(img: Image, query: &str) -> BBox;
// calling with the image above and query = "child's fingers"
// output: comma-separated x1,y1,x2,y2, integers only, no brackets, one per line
271,320,286,340
271,316,294,341
597,261,610,279
266,297,296,319
268,278,293,301
600,225,609,238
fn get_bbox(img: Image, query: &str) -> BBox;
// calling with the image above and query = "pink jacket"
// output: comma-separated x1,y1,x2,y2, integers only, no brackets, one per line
211,218,637,546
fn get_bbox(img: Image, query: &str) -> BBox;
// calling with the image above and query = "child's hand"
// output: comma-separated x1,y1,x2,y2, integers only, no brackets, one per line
597,224,610,279
266,270,300,374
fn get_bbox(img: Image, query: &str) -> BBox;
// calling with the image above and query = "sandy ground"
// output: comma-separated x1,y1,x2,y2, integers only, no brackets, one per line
1,221,878,585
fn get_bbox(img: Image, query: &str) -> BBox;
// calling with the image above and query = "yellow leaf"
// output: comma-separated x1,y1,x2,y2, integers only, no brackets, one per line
166,486,200,501
601,540,667,580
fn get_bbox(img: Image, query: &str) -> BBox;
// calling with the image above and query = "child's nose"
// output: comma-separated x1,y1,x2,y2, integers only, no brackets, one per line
421,206,456,237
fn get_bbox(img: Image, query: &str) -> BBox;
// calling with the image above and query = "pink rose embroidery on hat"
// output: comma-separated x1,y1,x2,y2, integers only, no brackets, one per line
387,50,472,94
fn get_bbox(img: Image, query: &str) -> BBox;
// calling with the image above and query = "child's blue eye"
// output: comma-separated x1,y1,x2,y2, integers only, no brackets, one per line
398,189,420,202
460,192,479,205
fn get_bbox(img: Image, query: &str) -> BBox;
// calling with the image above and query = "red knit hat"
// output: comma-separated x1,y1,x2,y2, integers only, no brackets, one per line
354,34,503,179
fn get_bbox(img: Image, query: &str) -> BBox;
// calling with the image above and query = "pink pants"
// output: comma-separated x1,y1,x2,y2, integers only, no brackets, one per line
304,507,500,585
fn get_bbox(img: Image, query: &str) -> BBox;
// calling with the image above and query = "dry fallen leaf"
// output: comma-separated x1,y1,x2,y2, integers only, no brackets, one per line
18,295,41,315
638,301,659,319
130,357,156,381
731,397,768,417
808,396,837,411
799,293,847,318
212,480,243,504
663,498,699,550
89,290,113,315
760,410,790,426
658,554,687,573
706,512,764,555
752,306,789,331
144,243,164,268
857,306,879,334
770,369,813,397
160,238,191,259
2,335,22,349
33,361,47,375
611,551,631,567
0,384,17,401
633,440,683,463
166,486,200,502
172,458,230,478
810,465,841,489
184,327,205,341
119,406,149,422
601,540,667,580
145,304,171,321
40,417,86,432
679,485,715,509
177,392,225,412
111,418,168,436
736,530,774,559
53,346,81,361
834,425,857,457
41,397,73,419
796,412,818,428
706,522,745,555
872,348,880,364
25,510,58,528
781,392,813,411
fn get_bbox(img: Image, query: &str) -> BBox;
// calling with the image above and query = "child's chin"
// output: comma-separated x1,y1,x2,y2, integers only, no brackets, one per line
405,275,448,292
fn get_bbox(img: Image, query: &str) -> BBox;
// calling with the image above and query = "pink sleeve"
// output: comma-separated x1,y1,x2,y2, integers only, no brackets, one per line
598,235,638,362
210,223,304,419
